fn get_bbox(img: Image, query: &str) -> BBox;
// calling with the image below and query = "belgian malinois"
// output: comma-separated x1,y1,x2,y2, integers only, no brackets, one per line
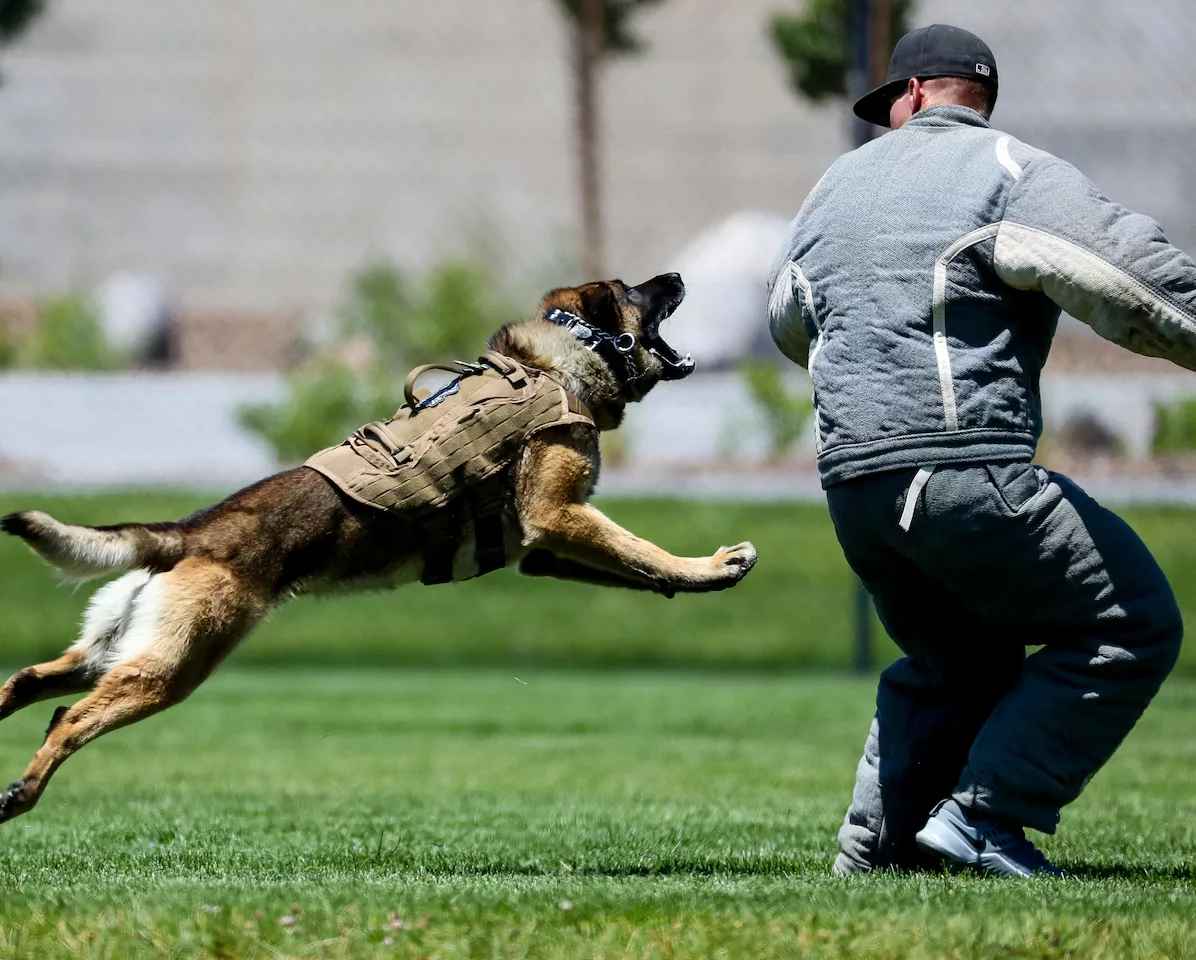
0,273,757,823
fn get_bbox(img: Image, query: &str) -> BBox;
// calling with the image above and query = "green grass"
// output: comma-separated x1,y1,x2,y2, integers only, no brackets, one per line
5,491,1196,673
0,670,1192,958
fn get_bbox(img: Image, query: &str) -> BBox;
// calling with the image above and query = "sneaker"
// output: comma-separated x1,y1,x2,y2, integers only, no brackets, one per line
915,799,1063,878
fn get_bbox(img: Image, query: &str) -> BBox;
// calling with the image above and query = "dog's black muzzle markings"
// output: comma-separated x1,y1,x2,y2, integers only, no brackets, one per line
630,273,695,381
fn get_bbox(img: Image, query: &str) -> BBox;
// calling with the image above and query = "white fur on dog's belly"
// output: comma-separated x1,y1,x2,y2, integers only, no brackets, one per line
73,571,151,655
70,570,153,671
104,572,167,668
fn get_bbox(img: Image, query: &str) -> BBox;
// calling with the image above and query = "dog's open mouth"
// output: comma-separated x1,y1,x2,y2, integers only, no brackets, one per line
643,285,695,381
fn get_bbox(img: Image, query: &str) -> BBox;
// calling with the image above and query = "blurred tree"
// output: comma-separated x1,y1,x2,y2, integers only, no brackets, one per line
0,0,47,351
770,0,912,103
554,0,665,279
0,324,14,369
0,0,45,46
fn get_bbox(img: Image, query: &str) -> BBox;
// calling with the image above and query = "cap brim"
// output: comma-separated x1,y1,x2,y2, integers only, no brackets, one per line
852,79,908,128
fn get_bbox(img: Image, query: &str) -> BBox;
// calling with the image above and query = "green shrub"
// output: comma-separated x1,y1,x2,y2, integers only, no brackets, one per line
336,261,416,368
338,259,514,368
242,258,517,464
739,359,811,458
21,295,120,371
1152,397,1196,456
238,363,402,465
0,324,14,369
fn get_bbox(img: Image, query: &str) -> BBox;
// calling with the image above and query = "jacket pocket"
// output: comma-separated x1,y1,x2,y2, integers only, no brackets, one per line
984,462,1047,515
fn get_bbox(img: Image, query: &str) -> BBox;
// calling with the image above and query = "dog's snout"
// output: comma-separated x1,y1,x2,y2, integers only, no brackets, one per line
631,273,686,305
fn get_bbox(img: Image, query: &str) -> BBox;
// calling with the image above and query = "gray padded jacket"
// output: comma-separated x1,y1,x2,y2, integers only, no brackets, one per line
767,104,1196,488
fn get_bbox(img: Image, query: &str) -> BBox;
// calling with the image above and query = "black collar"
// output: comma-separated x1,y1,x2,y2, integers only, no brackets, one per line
544,308,640,384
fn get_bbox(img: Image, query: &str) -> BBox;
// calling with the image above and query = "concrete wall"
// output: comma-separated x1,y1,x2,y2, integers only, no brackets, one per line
0,0,840,311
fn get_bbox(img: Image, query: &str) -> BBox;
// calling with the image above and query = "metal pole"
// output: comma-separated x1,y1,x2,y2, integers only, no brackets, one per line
869,0,893,93
849,0,873,151
850,0,876,673
576,0,605,279
852,578,875,674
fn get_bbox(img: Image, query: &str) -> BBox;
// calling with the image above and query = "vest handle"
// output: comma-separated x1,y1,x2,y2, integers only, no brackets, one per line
403,352,535,410
403,360,480,410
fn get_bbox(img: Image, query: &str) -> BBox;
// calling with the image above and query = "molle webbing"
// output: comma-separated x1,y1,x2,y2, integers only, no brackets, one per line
304,353,594,582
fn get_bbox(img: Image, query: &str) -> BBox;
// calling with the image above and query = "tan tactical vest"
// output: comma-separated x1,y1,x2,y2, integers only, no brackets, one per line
304,352,594,583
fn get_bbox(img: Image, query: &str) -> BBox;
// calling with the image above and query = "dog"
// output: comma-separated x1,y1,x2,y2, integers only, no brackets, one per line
0,273,758,823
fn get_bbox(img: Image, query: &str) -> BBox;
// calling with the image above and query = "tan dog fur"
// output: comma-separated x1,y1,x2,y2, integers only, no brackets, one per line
0,274,757,823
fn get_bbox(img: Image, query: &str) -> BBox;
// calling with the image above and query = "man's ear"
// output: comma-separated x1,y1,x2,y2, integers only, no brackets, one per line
908,77,924,113
579,283,619,330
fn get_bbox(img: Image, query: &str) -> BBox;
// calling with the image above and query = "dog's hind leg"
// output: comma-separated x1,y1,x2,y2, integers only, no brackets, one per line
0,559,266,824
0,570,151,724
0,651,93,723
0,657,184,822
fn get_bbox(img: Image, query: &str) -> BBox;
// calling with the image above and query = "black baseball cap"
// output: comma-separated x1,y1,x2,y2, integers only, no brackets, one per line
853,24,998,128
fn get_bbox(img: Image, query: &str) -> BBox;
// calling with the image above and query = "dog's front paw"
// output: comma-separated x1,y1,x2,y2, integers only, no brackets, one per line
709,541,758,587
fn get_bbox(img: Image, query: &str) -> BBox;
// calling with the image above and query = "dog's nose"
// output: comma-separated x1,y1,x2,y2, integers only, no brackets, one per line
631,273,685,304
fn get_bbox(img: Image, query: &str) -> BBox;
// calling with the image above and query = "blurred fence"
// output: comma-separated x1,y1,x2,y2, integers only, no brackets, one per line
0,1,1195,483
921,0,1196,253
0,0,839,351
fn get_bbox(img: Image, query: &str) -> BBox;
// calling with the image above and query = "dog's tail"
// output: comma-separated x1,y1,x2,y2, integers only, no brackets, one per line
0,511,187,580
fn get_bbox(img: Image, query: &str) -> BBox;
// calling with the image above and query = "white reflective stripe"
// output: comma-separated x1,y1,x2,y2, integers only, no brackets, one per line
767,262,799,322
993,221,1196,370
995,136,1023,180
898,466,936,533
788,263,824,449
792,263,815,316
930,312,958,431
808,331,825,451
768,261,812,368
932,224,1002,432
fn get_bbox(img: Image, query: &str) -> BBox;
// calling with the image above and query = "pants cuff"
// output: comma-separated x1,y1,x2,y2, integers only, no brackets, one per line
953,781,1061,835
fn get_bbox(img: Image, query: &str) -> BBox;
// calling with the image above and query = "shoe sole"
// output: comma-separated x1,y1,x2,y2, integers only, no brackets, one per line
916,817,981,868
916,817,1037,879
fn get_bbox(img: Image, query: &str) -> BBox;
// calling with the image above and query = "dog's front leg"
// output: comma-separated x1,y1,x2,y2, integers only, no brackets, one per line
518,549,665,592
516,434,757,596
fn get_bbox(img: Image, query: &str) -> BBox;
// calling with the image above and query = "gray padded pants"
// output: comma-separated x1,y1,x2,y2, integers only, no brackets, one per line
826,463,1183,873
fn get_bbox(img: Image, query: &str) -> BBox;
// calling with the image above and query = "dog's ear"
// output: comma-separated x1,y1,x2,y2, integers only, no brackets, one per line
579,282,620,332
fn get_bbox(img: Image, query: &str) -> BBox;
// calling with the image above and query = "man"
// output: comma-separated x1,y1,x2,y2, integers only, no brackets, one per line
767,23,1189,877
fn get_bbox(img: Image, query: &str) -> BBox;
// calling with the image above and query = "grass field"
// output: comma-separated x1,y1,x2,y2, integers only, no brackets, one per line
0,670,1193,959
2,492,1195,957
6,491,1196,672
